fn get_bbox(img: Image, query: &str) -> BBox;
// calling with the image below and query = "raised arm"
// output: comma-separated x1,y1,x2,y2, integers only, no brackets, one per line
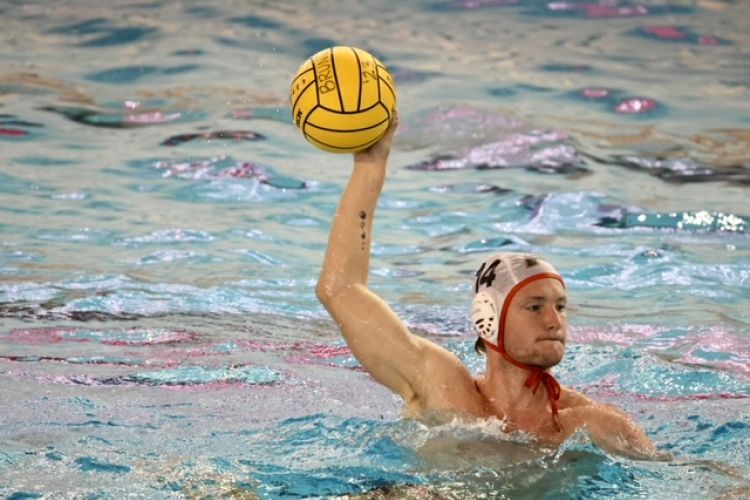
315,115,432,402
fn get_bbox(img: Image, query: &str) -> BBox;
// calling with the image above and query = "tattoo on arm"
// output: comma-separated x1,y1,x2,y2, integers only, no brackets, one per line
359,211,367,250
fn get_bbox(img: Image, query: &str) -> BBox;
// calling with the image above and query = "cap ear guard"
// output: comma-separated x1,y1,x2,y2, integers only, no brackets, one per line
471,288,502,346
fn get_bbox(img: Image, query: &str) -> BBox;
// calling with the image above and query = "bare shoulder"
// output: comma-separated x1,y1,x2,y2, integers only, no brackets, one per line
560,387,632,421
410,336,482,412
559,390,646,442
417,337,476,387
560,385,595,409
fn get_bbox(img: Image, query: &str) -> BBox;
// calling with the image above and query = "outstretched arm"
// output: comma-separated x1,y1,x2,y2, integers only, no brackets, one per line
316,115,431,402
560,402,670,460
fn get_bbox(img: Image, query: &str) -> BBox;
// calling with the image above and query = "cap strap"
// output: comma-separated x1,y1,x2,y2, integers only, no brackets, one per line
484,340,563,432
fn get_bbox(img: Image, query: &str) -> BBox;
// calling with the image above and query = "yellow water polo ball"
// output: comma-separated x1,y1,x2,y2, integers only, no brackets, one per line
290,46,397,154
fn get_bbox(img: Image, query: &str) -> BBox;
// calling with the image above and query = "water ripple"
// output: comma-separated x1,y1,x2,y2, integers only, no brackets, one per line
126,365,280,386
122,229,215,246
48,18,157,47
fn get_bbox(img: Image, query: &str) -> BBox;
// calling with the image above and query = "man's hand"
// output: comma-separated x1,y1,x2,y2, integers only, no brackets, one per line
353,111,399,166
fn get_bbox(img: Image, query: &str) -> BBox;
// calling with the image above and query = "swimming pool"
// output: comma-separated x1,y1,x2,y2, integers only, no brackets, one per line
1,0,748,497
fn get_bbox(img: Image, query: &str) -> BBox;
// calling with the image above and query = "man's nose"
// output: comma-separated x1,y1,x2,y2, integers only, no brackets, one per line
543,306,562,329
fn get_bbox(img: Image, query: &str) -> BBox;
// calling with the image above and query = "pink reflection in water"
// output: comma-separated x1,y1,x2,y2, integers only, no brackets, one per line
585,383,748,402
570,324,749,376
615,97,658,114
447,0,520,9
124,111,181,125
570,324,666,345
698,35,721,46
0,127,28,137
8,327,198,346
644,25,687,40
678,326,750,375
9,327,80,344
548,2,649,18
580,87,615,99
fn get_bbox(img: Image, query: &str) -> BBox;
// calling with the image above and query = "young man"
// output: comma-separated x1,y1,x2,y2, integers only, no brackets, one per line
316,114,665,460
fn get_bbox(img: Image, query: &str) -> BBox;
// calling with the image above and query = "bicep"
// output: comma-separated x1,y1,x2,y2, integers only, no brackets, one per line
321,284,427,400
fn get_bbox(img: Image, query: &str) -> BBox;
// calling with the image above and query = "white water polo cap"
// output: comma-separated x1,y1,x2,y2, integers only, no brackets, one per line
471,253,565,350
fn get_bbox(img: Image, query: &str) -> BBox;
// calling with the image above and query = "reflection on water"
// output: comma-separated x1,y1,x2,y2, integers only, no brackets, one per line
1,0,749,497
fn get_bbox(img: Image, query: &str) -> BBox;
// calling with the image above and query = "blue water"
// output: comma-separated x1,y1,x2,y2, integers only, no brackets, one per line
1,0,749,497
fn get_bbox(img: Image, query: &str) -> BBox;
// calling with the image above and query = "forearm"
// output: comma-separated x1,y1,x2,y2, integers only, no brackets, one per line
587,416,658,460
562,405,664,460
317,159,387,297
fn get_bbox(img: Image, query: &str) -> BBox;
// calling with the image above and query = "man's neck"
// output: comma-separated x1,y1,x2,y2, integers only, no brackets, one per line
479,358,556,429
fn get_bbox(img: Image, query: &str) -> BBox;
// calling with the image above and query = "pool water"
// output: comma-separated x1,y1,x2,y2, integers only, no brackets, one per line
1,0,748,497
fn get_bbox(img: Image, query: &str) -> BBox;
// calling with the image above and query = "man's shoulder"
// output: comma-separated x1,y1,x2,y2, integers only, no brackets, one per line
558,389,634,431
418,337,473,376
560,388,631,419
413,339,485,412
560,386,595,409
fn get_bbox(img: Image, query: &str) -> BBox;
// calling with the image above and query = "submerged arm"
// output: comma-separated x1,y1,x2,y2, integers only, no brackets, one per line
315,115,431,401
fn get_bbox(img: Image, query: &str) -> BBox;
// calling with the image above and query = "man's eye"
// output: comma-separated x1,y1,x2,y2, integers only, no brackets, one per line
556,304,567,312
528,305,541,312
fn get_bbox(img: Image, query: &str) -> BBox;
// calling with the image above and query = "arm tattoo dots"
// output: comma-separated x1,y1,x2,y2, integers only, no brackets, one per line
359,211,367,250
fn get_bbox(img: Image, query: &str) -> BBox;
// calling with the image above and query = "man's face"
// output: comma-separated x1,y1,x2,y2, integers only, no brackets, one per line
503,278,568,368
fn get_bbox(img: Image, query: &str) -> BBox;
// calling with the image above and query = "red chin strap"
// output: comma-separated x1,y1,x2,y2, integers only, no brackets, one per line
486,273,565,432
484,340,562,432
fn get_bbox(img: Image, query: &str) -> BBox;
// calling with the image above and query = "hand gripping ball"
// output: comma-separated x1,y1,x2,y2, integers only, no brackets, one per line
290,46,397,153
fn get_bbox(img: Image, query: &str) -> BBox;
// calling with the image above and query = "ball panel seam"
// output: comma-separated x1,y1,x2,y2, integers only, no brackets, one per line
291,79,317,117
330,47,345,113
304,116,389,133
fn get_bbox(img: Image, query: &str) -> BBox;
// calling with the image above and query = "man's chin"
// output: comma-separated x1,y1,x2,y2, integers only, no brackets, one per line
527,352,564,369
508,344,565,368
537,359,562,370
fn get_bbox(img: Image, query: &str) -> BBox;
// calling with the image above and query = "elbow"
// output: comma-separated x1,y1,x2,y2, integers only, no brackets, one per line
316,278,349,306
316,277,365,307
315,279,335,305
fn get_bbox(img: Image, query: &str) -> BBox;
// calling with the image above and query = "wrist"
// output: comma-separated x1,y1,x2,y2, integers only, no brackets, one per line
354,158,387,168
353,161,388,179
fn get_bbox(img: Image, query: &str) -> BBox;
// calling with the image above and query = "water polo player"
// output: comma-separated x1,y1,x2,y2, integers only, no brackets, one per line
316,113,666,460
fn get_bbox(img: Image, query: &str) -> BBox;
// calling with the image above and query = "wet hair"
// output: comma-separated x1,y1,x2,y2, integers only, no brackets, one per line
474,337,486,355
